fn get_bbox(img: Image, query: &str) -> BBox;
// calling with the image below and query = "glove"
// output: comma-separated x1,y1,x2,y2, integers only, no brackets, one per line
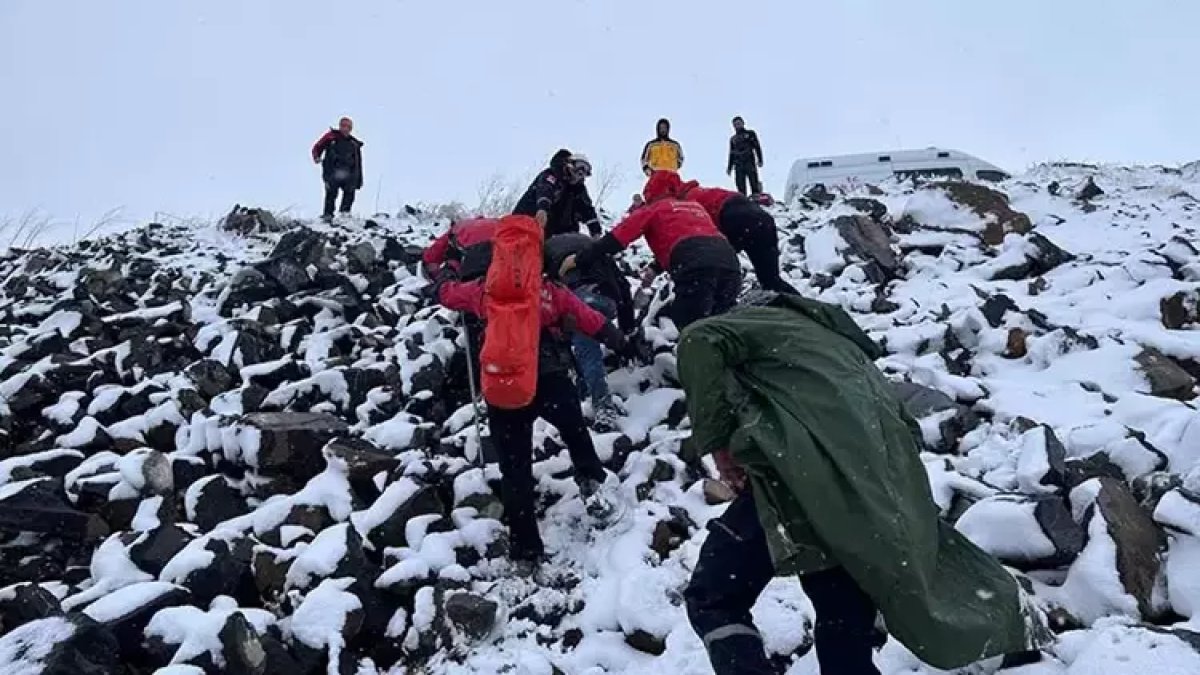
428,266,459,303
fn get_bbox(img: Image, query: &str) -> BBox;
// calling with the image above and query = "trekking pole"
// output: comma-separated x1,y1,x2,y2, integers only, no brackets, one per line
459,313,486,467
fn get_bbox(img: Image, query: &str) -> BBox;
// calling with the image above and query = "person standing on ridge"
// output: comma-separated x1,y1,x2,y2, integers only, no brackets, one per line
677,291,1048,675
559,171,740,330
311,117,364,221
641,118,684,175
727,116,763,196
677,178,799,295
513,150,601,237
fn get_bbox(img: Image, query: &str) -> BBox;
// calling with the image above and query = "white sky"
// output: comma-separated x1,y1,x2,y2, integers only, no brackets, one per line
1,0,1197,235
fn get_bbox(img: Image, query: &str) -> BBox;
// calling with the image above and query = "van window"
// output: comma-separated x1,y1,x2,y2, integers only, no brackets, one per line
894,167,963,180
976,170,1009,182
820,161,833,167
878,155,891,162
936,152,951,158
807,161,821,168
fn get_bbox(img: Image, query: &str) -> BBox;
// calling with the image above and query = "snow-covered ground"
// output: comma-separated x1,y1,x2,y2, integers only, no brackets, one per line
1,163,1200,674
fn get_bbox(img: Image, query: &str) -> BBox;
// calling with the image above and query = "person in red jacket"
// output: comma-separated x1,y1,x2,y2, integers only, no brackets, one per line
678,180,800,295
422,217,501,409
311,117,364,221
560,171,741,330
434,269,630,573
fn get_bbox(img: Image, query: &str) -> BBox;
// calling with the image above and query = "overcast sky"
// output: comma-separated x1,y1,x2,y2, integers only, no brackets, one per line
1,0,1197,237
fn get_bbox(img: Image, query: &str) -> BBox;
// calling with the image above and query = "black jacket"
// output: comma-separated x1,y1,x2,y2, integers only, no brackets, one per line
314,130,364,189
728,129,763,171
545,233,636,332
513,161,601,238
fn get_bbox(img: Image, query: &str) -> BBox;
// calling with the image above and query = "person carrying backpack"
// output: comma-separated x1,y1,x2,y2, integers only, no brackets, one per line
422,217,500,408
641,118,684,175
546,233,637,431
677,291,1048,675
311,117,364,221
432,251,632,574
677,179,799,295
727,116,763,196
513,150,602,237
559,171,740,330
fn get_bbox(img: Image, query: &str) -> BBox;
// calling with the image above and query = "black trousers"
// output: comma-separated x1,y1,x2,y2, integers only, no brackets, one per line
734,164,762,196
685,491,881,675
720,200,800,296
670,266,740,330
487,370,607,561
323,182,357,217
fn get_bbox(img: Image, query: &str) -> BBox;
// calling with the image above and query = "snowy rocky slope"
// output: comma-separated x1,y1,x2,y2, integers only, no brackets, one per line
2,162,1200,674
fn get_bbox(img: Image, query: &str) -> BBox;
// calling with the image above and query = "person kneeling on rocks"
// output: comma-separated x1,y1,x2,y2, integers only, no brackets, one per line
546,232,637,432
677,291,1048,675
676,178,800,295
433,266,633,574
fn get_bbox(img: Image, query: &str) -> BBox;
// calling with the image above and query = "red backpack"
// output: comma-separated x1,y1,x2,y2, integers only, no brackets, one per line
480,215,543,409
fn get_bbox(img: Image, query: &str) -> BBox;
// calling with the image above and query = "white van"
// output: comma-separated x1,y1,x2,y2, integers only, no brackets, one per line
784,147,1009,202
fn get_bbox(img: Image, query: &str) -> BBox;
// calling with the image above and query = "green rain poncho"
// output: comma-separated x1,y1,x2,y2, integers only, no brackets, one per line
677,295,1040,669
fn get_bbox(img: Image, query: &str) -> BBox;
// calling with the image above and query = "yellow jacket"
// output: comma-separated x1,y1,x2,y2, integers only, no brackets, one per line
641,138,684,173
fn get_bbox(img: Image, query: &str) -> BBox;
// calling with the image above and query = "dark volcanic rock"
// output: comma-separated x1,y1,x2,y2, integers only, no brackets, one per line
2,614,120,675
241,412,351,480
185,359,236,399
891,381,981,453
187,475,250,532
129,524,195,576
0,583,64,632
443,592,498,642
1135,348,1196,401
833,215,899,282
0,478,110,540
1094,477,1166,617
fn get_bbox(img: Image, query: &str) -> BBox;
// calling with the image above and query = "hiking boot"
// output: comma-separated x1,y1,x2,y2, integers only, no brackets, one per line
579,473,622,524
320,214,334,223
592,397,622,433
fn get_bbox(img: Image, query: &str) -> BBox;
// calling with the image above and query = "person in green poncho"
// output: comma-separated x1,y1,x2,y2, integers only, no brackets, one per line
677,291,1047,675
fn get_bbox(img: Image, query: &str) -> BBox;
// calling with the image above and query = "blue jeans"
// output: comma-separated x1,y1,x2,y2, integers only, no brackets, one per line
571,287,616,406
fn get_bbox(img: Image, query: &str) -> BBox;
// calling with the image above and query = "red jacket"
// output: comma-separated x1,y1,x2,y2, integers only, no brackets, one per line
422,218,499,274
437,278,606,338
609,199,723,269
679,181,739,223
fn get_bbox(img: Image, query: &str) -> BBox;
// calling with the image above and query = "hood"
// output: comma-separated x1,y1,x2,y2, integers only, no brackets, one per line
656,118,671,139
549,148,573,175
643,170,683,202
678,179,701,198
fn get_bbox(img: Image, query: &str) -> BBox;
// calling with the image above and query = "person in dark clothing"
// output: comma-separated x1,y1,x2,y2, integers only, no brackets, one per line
727,116,763,196
677,292,1048,675
560,171,740,330
513,150,601,237
686,491,882,675
434,269,630,571
312,117,364,220
546,233,637,430
678,180,800,295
